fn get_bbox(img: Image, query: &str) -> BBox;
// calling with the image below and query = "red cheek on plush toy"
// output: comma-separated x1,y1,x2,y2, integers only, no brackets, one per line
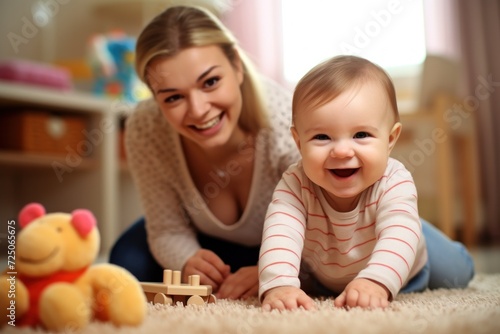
19,202,46,228
71,209,97,237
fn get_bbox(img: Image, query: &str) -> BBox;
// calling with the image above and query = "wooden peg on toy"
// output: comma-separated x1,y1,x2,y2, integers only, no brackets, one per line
141,269,216,306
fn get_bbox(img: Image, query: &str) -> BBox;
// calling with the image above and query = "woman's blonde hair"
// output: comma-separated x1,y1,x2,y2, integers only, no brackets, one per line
292,55,400,123
136,5,269,134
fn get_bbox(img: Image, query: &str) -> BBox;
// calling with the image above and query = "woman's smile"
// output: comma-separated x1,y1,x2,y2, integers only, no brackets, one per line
190,112,226,136
191,112,224,130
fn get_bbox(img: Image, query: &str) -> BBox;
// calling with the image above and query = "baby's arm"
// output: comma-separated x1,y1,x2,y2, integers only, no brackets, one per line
334,278,390,309
261,286,316,311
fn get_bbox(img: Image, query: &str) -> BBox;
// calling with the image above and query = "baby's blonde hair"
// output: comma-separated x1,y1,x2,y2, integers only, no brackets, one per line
135,6,269,134
292,55,399,123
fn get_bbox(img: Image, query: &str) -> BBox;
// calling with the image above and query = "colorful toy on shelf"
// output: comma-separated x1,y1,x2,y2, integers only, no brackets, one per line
141,269,217,306
88,30,149,103
0,203,147,332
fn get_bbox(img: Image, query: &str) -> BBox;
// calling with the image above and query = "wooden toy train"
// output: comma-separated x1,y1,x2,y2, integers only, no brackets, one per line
141,269,217,306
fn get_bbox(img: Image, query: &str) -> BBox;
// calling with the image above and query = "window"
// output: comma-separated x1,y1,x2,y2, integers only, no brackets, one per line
281,0,427,84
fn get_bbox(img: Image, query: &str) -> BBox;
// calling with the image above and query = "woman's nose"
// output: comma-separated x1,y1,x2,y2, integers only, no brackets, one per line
188,91,210,117
330,140,354,158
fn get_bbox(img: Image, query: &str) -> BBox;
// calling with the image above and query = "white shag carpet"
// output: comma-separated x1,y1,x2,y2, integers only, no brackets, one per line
3,273,500,334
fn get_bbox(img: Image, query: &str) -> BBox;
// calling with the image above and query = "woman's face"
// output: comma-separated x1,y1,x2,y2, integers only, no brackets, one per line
148,45,244,149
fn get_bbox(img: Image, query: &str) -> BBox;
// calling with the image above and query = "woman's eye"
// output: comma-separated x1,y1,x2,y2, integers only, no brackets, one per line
164,94,182,103
354,132,370,139
313,134,330,140
204,76,220,88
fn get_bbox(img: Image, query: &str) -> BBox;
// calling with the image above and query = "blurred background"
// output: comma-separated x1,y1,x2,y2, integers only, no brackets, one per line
0,0,498,268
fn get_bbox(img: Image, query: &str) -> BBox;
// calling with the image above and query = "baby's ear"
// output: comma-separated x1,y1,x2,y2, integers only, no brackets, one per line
290,126,301,150
19,203,46,228
388,122,402,153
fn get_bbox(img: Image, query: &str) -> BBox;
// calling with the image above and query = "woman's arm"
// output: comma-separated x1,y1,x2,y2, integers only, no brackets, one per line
125,100,200,271
262,77,301,174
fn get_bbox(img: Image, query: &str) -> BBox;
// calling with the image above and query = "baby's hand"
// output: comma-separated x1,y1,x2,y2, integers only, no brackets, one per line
261,286,316,311
334,278,390,309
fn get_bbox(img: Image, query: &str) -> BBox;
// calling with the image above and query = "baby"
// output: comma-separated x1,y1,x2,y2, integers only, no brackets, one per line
258,55,427,310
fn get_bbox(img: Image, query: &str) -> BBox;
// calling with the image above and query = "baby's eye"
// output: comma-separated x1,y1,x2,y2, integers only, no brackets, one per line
354,132,370,139
204,76,220,88
313,134,330,140
164,94,182,103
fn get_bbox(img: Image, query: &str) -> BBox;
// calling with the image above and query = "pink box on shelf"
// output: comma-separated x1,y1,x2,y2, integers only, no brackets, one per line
0,60,72,91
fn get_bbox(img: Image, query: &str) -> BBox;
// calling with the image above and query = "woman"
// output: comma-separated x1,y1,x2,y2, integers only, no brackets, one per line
110,5,474,301
110,5,300,300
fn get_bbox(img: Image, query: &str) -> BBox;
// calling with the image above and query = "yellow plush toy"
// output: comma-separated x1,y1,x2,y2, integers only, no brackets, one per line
0,203,147,332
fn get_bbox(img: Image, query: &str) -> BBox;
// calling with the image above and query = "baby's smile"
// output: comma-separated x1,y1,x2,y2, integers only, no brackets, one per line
330,168,359,178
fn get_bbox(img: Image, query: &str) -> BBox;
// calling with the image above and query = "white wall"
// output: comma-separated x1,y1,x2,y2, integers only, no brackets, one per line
0,0,147,64
1,1,46,61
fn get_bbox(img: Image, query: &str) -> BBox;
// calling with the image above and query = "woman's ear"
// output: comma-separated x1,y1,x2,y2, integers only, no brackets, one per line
232,48,244,85
388,122,402,153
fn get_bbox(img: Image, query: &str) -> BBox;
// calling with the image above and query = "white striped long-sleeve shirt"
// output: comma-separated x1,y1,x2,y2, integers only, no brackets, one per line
258,158,428,300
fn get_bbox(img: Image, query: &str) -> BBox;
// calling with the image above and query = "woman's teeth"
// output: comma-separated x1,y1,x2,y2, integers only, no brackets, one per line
194,115,221,130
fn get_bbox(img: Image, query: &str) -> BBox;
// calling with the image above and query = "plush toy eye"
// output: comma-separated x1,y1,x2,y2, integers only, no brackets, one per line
57,227,63,233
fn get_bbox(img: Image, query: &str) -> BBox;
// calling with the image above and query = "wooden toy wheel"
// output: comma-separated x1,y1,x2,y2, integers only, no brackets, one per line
207,294,217,304
187,295,205,306
154,293,173,305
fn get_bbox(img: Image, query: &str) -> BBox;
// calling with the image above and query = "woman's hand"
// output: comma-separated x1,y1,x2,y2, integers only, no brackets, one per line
216,266,259,300
334,278,390,309
261,286,316,311
182,249,230,292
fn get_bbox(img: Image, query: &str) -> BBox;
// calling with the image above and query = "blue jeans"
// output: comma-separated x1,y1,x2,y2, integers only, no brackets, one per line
109,217,261,282
401,219,475,293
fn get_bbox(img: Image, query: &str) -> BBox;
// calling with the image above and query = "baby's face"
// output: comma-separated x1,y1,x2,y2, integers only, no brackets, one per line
291,80,401,212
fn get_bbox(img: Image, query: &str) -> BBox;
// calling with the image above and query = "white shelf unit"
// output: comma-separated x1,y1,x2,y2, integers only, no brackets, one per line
0,81,139,254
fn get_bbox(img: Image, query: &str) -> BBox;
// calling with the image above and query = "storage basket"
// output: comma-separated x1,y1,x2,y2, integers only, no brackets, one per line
0,110,87,155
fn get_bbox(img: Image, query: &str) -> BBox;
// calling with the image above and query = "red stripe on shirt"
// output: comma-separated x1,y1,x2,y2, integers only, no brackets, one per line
378,237,416,255
265,211,306,229
259,261,299,276
368,262,403,285
263,223,305,240
372,249,410,271
378,225,420,240
259,247,301,261
304,237,377,255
